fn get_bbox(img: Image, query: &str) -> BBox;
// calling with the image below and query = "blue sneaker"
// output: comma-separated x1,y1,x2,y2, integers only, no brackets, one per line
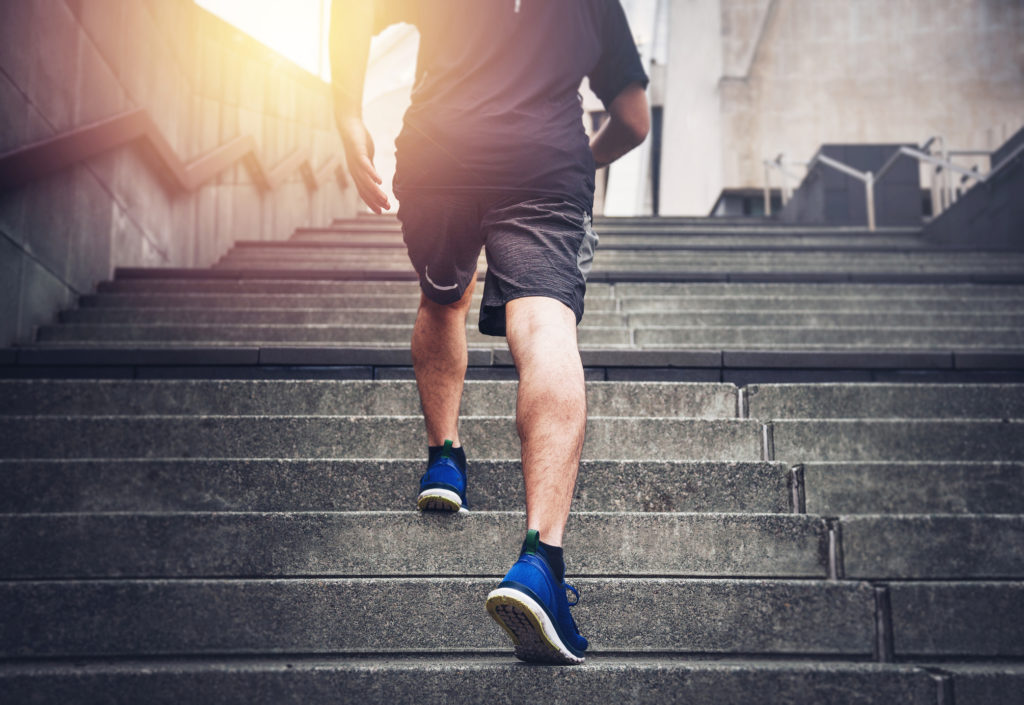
416,440,468,513
485,529,588,664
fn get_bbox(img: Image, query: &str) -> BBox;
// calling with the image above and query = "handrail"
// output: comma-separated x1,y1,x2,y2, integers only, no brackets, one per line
765,135,1012,230
0,108,346,194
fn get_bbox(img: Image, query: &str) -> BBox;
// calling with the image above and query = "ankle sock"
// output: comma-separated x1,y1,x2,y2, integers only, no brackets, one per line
428,442,467,473
538,540,566,582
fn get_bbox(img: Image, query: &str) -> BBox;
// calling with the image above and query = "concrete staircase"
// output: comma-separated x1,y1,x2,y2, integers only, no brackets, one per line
2,216,1023,703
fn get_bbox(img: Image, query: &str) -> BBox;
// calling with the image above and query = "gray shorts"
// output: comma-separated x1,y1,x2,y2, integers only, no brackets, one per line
396,191,598,337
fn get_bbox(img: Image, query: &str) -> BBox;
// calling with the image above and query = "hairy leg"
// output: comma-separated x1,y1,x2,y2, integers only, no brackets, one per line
411,275,477,446
505,296,586,547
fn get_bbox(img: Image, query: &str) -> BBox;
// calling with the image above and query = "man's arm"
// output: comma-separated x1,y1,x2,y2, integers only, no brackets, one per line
589,82,650,169
330,0,391,213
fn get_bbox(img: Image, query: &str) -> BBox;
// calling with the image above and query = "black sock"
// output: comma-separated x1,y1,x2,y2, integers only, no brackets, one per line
427,443,467,473
538,540,565,582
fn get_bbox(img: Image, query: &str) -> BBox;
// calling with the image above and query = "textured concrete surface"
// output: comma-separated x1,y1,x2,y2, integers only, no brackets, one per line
942,664,1024,705
0,512,828,579
0,578,876,657
0,658,939,705
747,383,1024,419
888,582,1024,657
771,419,1024,462
0,459,792,513
841,515,1024,579
802,462,1024,514
0,380,739,419
0,416,764,461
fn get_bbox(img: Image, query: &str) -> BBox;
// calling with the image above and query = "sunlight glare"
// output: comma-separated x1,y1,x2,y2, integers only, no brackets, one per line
195,0,331,80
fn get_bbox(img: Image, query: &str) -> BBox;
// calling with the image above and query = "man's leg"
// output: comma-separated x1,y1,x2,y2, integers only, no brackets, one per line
411,274,477,446
505,296,586,547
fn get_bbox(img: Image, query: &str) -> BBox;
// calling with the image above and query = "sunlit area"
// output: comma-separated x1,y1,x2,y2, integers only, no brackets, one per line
195,0,332,80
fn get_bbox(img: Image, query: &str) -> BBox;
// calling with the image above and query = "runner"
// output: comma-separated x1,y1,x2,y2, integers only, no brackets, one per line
331,0,649,663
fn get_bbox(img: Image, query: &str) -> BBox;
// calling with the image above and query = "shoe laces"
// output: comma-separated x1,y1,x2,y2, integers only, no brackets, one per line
564,581,580,606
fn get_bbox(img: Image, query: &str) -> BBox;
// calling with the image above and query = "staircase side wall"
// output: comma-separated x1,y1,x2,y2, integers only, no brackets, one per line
923,127,1024,251
0,0,356,346
780,144,921,227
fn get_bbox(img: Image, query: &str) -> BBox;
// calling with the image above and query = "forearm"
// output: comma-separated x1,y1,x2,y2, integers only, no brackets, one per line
329,1,375,122
590,118,644,169
589,82,650,169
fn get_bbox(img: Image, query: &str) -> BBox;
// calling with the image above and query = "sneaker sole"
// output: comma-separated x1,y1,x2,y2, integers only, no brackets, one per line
416,488,468,514
485,587,585,665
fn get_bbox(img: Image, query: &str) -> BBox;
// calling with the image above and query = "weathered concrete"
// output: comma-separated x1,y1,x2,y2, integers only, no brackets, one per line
746,383,1024,419
772,419,1024,462
0,459,792,514
0,578,876,657
888,582,1024,657
0,416,764,461
0,512,828,578
0,380,738,418
802,462,1024,515
0,658,940,705
841,515,1024,579
943,664,1024,705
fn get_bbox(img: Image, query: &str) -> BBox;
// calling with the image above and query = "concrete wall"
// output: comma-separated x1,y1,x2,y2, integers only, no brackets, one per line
0,0,356,346
660,0,1024,215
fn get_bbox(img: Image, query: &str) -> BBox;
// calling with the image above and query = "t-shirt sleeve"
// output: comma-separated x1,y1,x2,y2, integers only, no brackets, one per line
373,0,417,34
587,0,650,107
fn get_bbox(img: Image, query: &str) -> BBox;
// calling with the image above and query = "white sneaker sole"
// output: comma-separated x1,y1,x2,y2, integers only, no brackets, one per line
416,488,468,514
485,587,585,665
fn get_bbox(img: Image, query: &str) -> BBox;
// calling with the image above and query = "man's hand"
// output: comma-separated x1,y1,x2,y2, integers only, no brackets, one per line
330,1,391,213
337,115,391,214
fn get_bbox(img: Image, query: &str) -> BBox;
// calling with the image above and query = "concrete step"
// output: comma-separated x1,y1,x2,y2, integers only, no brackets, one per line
802,462,1024,514
60,307,630,328
0,459,790,513
35,323,632,346
613,282,1024,297
0,512,829,579
0,416,764,460
635,326,1024,348
80,292,619,312
0,577,877,657
0,380,738,418
888,582,1024,657
771,419,1024,462
284,232,929,249
619,295,1024,313
628,311,1024,328
839,514,1024,579
0,657,945,705
746,383,1024,419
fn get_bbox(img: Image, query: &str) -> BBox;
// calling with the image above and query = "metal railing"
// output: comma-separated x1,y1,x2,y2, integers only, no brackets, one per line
763,136,1020,230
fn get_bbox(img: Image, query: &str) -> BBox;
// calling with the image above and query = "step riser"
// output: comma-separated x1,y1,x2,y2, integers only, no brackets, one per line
61,309,1024,329
0,417,765,460
0,578,877,657
0,661,943,705
0,460,791,513
746,384,1024,419
772,420,1024,462
35,325,632,345
803,462,1024,514
0,513,829,579
0,381,737,418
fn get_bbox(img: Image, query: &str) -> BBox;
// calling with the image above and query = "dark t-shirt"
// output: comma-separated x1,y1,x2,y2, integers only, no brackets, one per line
373,0,649,212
